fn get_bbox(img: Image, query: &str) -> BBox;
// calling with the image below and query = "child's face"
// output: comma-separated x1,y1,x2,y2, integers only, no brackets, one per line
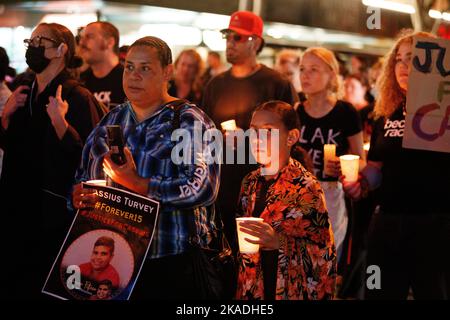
90,245,113,271
250,110,290,166
96,284,111,299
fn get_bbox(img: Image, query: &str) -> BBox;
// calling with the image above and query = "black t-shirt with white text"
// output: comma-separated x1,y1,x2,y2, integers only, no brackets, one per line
80,63,126,110
368,105,450,215
297,100,362,181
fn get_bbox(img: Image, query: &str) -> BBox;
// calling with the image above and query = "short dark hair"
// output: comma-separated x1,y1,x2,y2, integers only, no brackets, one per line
97,279,113,290
94,236,115,254
0,47,9,82
119,45,129,55
255,100,299,131
129,36,172,68
88,21,120,55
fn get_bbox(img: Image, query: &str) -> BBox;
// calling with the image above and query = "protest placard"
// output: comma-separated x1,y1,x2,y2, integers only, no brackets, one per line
403,36,450,153
42,180,159,300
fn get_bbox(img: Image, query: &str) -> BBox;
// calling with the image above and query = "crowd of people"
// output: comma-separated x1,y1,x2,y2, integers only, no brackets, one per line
0,10,448,301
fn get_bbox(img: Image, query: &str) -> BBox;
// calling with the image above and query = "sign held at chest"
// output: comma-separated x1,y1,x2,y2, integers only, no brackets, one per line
403,37,450,153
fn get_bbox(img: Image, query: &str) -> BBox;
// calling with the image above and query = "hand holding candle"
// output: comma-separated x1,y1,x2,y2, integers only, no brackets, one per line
339,155,360,183
72,181,102,210
323,144,338,177
236,217,279,253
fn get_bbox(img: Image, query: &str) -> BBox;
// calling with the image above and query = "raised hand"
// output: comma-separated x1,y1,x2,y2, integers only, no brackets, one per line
47,84,69,122
47,84,69,139
1,85,29,130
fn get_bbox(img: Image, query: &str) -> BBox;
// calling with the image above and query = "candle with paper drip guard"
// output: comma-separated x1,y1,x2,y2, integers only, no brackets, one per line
339,155,360,183
236,217,264,254
323,144,336,176
221,119,237,131
85,180,107,186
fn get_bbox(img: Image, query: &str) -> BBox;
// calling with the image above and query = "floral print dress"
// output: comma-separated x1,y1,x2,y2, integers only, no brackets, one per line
235,158,337,300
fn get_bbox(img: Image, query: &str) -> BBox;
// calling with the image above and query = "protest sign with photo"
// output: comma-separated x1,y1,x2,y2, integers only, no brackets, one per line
42,181,159,300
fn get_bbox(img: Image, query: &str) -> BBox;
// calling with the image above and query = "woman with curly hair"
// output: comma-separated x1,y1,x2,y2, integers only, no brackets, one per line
342,30,450,299
235,100,336,300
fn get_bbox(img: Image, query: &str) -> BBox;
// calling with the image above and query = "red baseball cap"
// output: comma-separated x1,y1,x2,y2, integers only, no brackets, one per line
221,11,263,37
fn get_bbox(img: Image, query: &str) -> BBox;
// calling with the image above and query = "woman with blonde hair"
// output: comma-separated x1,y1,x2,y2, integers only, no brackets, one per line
297,47,365,263
169,48,204,104
342,30,450,299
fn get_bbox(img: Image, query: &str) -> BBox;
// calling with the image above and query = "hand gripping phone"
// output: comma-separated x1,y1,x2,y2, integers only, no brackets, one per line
106,125,127,165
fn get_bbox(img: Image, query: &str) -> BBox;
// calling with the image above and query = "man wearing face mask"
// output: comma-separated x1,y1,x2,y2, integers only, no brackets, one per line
0,23,102,299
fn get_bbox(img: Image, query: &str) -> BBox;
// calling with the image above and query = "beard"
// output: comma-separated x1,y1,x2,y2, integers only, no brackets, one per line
226,48,239,65
80,41,108,65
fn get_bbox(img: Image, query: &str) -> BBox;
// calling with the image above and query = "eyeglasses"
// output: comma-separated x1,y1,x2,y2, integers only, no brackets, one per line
221,32,254,43
24,36,59,49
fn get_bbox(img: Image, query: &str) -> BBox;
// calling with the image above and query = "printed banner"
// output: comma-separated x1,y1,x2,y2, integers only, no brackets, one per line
403,36,450,153
42,180,159,300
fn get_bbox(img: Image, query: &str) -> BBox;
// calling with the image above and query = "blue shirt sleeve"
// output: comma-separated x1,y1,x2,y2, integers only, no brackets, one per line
146,107,220,209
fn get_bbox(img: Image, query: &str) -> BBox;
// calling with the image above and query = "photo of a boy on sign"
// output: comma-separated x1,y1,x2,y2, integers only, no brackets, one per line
60,230,134,300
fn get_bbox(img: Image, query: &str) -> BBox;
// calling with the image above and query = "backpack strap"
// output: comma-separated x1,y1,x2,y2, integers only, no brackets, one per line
164,99,188,132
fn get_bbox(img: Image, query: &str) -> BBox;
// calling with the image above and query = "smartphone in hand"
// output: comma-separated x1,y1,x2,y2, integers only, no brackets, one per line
106,125,126,165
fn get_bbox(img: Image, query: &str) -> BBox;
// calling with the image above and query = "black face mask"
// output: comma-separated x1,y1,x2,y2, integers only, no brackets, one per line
25,46,51,74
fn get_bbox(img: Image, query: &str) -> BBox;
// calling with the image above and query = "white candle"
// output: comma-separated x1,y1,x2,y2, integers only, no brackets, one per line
236,217,263,254
221,119,237,131
85,180,107,186
323,144,336,176
339,155,360,183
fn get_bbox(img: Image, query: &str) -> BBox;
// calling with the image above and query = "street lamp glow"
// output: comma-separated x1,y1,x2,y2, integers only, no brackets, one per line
362,0,416,14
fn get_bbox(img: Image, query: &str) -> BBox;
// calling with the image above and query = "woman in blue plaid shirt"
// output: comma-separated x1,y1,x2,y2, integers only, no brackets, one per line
72,36,220,299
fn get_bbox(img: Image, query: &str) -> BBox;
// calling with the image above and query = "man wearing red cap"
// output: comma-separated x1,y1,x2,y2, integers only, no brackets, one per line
203,11,297,130
202,11,298,295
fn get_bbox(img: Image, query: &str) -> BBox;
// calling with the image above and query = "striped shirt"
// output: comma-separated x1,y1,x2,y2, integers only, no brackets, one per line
75,100,220,259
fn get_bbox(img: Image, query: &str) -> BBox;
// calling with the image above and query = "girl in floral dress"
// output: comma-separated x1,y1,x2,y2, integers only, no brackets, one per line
236,100,336,300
